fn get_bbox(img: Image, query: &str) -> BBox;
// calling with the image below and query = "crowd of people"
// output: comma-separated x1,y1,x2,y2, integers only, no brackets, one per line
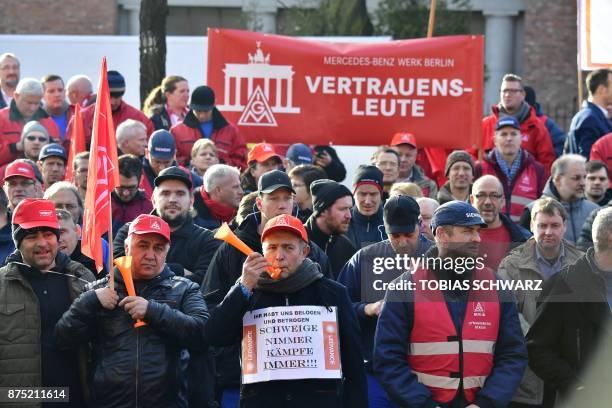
0,50,611,408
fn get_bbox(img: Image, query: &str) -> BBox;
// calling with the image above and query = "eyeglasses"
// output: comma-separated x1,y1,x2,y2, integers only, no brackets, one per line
474,193,503,201
56,203,79,211
26,136,48,142
116,185,139,193
501,89,524,95
5,180,35,188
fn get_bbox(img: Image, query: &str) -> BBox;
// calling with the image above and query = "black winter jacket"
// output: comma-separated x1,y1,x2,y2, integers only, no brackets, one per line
201,212,332,389
113,213,220,285
304,215,357,279
204,271,368,408
526,249,611,401
54,266,208,408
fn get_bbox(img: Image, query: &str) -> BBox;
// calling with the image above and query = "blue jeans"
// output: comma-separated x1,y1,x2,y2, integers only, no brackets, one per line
220,387,240,408
368,373,399,408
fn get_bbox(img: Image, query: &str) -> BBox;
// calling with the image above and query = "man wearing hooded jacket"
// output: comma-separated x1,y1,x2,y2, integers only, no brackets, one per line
204,213,367,407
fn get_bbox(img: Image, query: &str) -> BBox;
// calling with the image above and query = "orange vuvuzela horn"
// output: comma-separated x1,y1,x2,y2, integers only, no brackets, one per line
114,256,147,328
214,223,281,279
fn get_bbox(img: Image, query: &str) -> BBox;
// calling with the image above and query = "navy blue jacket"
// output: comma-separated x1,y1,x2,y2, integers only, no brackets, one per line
567,101,612,158
0,221,15,265
347,205,387,250
337,236,433,372
535,103,567,157
373,247,527,408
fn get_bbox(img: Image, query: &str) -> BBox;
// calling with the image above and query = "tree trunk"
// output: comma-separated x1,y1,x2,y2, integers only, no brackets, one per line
139,0,168,107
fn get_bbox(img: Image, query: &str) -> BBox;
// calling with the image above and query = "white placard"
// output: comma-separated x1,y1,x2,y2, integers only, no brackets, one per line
241,305,342,384
578,0,612,70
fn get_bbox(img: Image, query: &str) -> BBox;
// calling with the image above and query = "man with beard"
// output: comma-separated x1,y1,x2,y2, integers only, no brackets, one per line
304,178,357,278
0,199,95,406
0,53,19,109
338,195,433,407
584,160,612,206
470,175,531,270
202,169,331,407
438,150,475,204
113,166,220,284
375,201,527,408
521,154,599,244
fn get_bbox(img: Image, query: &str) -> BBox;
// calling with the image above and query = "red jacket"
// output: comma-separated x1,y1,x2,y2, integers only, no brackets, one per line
475,150,547,222
409,266,499,404
481,105,555,171
0,103,60,167
170,109,247,169
65,100,154,149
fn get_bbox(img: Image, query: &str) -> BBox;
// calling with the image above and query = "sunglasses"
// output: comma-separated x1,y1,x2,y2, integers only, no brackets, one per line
26,135,48,142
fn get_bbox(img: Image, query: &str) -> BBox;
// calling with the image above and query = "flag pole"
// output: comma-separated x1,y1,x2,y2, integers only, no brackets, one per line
108,203,115,292
427,0,437,38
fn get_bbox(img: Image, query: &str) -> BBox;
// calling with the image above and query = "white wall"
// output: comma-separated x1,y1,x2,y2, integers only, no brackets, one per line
0,34,387,187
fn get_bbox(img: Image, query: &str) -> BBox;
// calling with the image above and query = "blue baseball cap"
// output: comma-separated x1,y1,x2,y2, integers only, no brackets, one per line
286,143,313,165
430,201,487,234
148,130,176,160
495,116,521,131
39,143,67,162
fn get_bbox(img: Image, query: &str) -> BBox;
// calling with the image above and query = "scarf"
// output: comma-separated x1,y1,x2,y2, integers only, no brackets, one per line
498,101,531,122
200,188,236,223
256,258,323,294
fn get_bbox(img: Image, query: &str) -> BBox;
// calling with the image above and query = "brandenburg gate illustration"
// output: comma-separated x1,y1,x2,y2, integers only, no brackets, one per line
217,42,301,115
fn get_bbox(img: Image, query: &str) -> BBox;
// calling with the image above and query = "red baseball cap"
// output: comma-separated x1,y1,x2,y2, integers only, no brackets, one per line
5,160,37,181
128,214,171,242
390,132,417,148
261,214,308,243
248,143,281,164
13,198,59,230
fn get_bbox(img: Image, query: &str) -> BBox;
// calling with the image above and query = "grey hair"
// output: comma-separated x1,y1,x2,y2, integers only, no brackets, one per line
592,207,612,252
116,119,147,145
43,181,83,210
0,53,19,66
416,197,440,209
66,75,93,93
551,154,586,178
15,78,43,97
204,164,240,193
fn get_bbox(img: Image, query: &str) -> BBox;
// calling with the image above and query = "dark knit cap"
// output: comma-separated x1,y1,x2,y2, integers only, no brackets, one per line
13,226,60,249
310,179,352,217
445,150,474,177
107,70,126,96
352,164,384,194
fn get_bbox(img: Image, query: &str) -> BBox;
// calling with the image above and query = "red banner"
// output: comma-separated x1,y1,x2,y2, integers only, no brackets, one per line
207,29,483,148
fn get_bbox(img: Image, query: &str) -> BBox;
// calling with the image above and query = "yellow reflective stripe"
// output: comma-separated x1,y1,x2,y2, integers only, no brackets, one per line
413,371,460,389
462,340,495,354
410,341,459,355
463,375,487,389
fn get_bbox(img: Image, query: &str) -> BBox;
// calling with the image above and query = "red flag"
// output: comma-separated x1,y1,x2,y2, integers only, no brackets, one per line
65,104,86,181
81,57,119,275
